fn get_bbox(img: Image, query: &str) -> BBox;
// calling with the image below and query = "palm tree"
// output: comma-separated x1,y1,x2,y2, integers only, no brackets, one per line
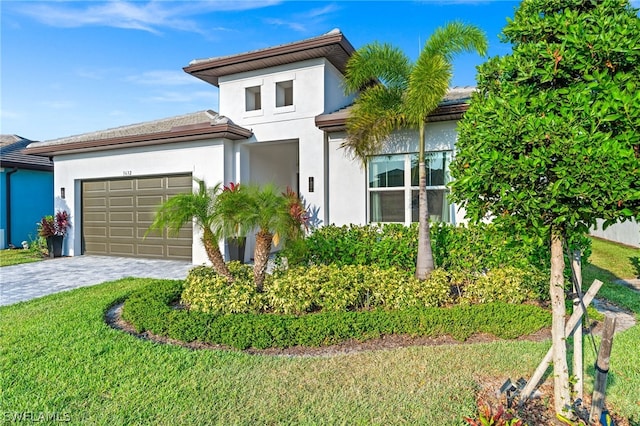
147,178,232,280
233,183,299,292
343,21,487,280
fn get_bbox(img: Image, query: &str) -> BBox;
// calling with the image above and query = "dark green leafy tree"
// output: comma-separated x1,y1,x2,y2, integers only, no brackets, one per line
343,21,487,280
450,0,640,415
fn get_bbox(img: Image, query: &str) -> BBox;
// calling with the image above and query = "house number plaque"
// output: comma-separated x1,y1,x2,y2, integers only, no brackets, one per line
123,170,132,176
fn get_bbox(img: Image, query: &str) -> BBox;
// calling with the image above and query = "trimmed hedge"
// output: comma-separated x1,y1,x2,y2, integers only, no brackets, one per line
181,264,548,316
276,222,591,275
121,279,552,350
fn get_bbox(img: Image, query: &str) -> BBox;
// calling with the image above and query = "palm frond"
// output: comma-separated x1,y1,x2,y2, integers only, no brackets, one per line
421,21,488,61
344,42,411,94
405,55,452,124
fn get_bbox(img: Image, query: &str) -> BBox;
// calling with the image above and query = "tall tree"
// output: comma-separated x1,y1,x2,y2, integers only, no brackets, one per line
343,21,487,280
147,178,232,280
450,0,640,415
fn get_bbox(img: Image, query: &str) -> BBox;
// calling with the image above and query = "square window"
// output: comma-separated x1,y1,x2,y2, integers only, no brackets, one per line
369,155,404,188
276,80,293,107
245,86,261,111
370,191,405,223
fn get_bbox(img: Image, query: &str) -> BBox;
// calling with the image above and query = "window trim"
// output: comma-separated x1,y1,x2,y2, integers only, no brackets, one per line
367,151,453,224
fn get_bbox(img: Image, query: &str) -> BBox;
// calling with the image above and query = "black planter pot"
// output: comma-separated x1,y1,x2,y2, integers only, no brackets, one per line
46,235,64,258
226,237,246,263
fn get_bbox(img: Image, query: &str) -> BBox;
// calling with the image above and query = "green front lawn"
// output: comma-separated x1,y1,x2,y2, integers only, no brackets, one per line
0,248,44,267
1,237,638,424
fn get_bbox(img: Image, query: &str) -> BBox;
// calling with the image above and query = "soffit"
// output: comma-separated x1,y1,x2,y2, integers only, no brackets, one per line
184,30,355,87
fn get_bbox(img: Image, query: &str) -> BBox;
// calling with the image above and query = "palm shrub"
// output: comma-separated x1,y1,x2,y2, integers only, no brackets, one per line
147,178,232,280
216,183,307,292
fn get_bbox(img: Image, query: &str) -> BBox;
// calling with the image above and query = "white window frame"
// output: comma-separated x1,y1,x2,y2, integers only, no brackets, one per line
367,151,453,225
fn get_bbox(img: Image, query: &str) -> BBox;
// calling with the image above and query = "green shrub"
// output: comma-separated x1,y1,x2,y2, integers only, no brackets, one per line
122,280,552,350
277,222,591,277
181,263,264,314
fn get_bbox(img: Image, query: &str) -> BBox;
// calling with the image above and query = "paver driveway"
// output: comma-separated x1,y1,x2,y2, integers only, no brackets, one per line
0,256,193,306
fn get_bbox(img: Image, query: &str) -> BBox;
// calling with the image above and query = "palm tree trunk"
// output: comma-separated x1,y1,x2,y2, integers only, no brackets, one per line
550,230,570,415
253,230,273,292
202,227,233,281
415,122,435,280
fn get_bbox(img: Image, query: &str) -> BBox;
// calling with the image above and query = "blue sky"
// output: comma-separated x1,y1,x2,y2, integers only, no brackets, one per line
3,1,525,142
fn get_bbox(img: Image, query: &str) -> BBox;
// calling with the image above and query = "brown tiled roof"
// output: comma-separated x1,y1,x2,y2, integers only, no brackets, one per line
0,135,53,171
184,29,355,87
315,87,475,132
24,110,252,156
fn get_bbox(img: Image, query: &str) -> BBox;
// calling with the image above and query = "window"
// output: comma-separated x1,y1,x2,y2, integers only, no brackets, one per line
245,85,261,111
368,152,452,224
276,80,293,107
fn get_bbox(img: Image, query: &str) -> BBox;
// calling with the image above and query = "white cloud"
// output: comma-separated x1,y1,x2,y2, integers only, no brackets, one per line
263,2,339,33
0,108,22,119
12,1,282,35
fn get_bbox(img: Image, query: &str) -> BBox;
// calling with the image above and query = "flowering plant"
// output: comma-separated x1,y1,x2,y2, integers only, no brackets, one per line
38,210,71,237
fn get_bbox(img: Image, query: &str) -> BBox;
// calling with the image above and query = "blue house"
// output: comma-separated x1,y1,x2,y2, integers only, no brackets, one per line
0,135,54,249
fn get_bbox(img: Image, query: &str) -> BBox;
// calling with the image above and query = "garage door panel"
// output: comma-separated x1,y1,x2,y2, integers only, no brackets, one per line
138,244,165,257
84,226,107,237
109,212,134,223
137,195,165,207
109,243,135,256
168,175,194,189
109,196,134,207
168,246,192,258
110,227,134,238
137,177,164,190
109,180,134,191
82,174,192,261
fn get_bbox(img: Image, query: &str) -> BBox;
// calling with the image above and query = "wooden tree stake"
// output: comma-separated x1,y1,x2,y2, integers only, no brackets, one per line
590,315,617,423
572,250,583,401
519,279,603,403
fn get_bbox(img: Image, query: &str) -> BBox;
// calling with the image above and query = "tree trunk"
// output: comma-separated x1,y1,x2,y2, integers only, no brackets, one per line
202,227,233,281
253,229,273,292
416,122,435,280
550,231,571,416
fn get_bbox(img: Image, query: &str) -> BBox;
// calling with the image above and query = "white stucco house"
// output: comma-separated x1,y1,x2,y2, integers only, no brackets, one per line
24,29,473,264
25,29,637,263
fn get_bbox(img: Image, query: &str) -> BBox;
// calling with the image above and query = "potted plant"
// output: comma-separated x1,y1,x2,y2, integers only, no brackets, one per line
215,182,249,263
38,210,70,258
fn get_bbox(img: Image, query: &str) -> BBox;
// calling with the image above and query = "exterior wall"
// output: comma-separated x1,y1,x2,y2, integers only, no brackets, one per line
52,139,228,264
0,168,53,249
327,131,366,225
219,58,353,228
591,219,640,248
326,120,462,226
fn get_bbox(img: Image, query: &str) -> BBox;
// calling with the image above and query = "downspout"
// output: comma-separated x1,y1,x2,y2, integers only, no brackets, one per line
5,167,18,247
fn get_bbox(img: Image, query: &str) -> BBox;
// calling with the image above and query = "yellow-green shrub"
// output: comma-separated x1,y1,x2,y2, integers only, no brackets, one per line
181,263,264,314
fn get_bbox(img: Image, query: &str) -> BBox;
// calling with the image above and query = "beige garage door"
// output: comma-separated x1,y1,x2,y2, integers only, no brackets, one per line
82,174,193,260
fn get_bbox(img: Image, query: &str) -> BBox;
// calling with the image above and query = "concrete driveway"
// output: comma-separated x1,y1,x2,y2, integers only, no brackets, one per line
0,256,194,307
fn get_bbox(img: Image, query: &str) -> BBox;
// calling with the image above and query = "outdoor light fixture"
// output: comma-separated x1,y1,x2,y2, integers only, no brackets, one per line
60,187,65,199
308,177,314,192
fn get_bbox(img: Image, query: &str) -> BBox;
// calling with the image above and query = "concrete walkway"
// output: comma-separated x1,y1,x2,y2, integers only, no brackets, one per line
0,256,193,307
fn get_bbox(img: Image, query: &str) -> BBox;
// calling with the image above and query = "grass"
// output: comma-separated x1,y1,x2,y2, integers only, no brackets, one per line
0,236,638,424
583,237,640,314
0,248,44,266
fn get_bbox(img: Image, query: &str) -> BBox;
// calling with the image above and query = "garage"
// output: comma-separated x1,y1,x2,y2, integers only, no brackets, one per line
82,174,193,260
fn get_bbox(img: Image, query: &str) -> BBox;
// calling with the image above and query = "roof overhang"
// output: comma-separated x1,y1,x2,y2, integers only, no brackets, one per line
315,103,471,132
23,122,253,156
184,29,355,87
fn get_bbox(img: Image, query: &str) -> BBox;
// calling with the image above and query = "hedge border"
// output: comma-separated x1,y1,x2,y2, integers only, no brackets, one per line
120,279,551,350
